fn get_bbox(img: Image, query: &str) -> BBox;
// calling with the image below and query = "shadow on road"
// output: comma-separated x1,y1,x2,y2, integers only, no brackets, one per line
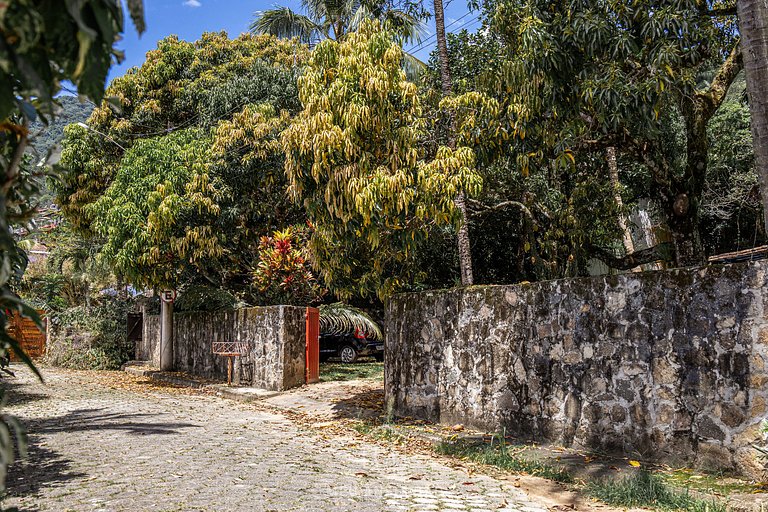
5,408,202,505
330,387,384,420
0,381,48,406
27,408,201,436
6,437,86,501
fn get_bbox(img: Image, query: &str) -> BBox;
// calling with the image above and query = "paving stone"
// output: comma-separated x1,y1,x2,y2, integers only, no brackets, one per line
3,367,550,512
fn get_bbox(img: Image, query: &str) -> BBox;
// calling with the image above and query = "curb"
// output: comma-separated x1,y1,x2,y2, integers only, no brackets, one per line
124,365,280,402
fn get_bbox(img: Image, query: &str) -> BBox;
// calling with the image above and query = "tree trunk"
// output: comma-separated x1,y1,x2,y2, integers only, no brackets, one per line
433,0,474,285
737,0,768,235
606,147,635,254
664,44,742,267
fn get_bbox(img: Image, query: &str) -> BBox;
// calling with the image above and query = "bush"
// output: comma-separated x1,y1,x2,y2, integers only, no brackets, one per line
174,285,239,312
44,297,133,370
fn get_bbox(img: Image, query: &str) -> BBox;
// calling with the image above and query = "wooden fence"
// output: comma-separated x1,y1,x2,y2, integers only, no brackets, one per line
8,311,46,360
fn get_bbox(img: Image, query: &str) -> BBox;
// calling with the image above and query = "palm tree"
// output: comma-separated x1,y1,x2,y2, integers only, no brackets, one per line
432,0,474,286
250,0,427,47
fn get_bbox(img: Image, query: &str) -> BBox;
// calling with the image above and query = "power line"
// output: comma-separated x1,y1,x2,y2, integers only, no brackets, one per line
405,11,473,53
405,11,481,55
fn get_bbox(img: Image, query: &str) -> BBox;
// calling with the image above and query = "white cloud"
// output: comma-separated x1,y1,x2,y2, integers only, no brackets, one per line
183,0,202,7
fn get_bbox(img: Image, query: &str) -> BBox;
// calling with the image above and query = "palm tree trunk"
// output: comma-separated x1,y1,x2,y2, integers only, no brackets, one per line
433,0,474,286
738,0,768,235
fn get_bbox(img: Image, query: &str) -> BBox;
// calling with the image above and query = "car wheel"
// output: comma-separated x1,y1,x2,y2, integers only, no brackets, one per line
339,345,358,364
374,353,384,362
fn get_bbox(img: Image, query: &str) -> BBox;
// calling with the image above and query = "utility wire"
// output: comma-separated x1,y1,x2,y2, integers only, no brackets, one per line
405,10,473,53
405,11,480,55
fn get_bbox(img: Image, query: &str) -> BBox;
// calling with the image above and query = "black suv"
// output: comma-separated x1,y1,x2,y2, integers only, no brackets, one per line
319,333,384,363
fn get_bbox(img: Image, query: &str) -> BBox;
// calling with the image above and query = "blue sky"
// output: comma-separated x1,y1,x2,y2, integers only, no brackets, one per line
108,0,482,84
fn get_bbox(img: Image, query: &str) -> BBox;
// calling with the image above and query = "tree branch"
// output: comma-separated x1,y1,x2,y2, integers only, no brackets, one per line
698,42,744,118
586,242,675,270
467,198,536,220
706,6,737,17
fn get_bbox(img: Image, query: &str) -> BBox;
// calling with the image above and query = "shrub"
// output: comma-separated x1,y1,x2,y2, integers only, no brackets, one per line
253,227,323,305
44,297,133,370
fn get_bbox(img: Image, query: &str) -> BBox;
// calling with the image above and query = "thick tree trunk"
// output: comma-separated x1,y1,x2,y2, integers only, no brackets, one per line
737,0,768,235
664,44,743,267
671,101,709,267
433,0,474,285
606,147,635,254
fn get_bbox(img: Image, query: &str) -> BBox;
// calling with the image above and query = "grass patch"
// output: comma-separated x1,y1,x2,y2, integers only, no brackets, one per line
659,467,760,496
435,438,573,483
320,362,383,382
352,422,408,443
587,471,728,512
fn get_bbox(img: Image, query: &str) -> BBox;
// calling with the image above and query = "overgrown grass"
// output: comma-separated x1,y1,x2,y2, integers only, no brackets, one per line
319,361,383,382
435,438,573,483
587,471,728,512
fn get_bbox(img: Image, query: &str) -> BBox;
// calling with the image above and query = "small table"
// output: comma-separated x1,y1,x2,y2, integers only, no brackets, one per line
212,341,249,386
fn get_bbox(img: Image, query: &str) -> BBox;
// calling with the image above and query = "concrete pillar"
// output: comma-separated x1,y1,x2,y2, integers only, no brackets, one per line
160,293,174,371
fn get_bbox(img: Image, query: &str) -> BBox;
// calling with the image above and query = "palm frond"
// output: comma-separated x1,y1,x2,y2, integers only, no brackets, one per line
402,51,426,81
250,7,321,44
383,9,428,45
348,4,373,33
319,302,383,341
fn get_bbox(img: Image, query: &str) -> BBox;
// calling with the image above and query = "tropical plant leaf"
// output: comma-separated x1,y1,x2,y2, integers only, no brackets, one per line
319,302,383,340
126,0,146,35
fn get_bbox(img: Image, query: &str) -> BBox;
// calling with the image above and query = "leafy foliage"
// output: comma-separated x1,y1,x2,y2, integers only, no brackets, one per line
174,285,239,313
0,0,145,504
250,0,428,44
56,34,308,300
283,20,482,298
253,227,323,305
88,128,221,289
466,0,741,265
45,297,134,370
55,32,307,234
28,96,93,161
701,73,765,253
318,302,383,340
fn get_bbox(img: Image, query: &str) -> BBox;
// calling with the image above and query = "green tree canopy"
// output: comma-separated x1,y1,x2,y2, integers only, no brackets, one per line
283,20,482,298
469,0,742,266
87,129,220,289
55,32,307,233
55,33,308,297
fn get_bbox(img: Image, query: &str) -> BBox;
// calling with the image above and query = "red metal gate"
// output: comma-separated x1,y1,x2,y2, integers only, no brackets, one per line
305,307,320,384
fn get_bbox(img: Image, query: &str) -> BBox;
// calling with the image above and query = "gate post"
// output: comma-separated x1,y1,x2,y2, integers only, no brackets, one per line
160,290,175,371
305,307,320,384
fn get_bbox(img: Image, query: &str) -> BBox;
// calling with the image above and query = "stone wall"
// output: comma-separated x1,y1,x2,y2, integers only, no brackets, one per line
385,261,768,476
138,306,307,391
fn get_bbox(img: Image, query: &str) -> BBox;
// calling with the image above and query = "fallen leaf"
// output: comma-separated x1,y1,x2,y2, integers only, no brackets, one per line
629,460,641,467
451,424,465,432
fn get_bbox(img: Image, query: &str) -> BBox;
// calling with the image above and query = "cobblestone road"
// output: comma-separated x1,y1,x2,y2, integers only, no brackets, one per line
4,367,551,512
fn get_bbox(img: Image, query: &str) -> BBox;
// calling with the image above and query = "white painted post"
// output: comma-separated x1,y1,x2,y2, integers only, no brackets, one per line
160,290,175,371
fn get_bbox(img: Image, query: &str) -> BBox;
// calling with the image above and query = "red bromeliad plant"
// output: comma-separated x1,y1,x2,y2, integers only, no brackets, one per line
253,227,323,305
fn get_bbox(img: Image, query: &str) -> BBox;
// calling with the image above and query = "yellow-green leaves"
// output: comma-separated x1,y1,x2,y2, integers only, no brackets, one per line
283,20,482,298
88,129,221,289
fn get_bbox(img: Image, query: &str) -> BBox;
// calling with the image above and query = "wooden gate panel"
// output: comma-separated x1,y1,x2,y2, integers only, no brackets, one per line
8,311,46,360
